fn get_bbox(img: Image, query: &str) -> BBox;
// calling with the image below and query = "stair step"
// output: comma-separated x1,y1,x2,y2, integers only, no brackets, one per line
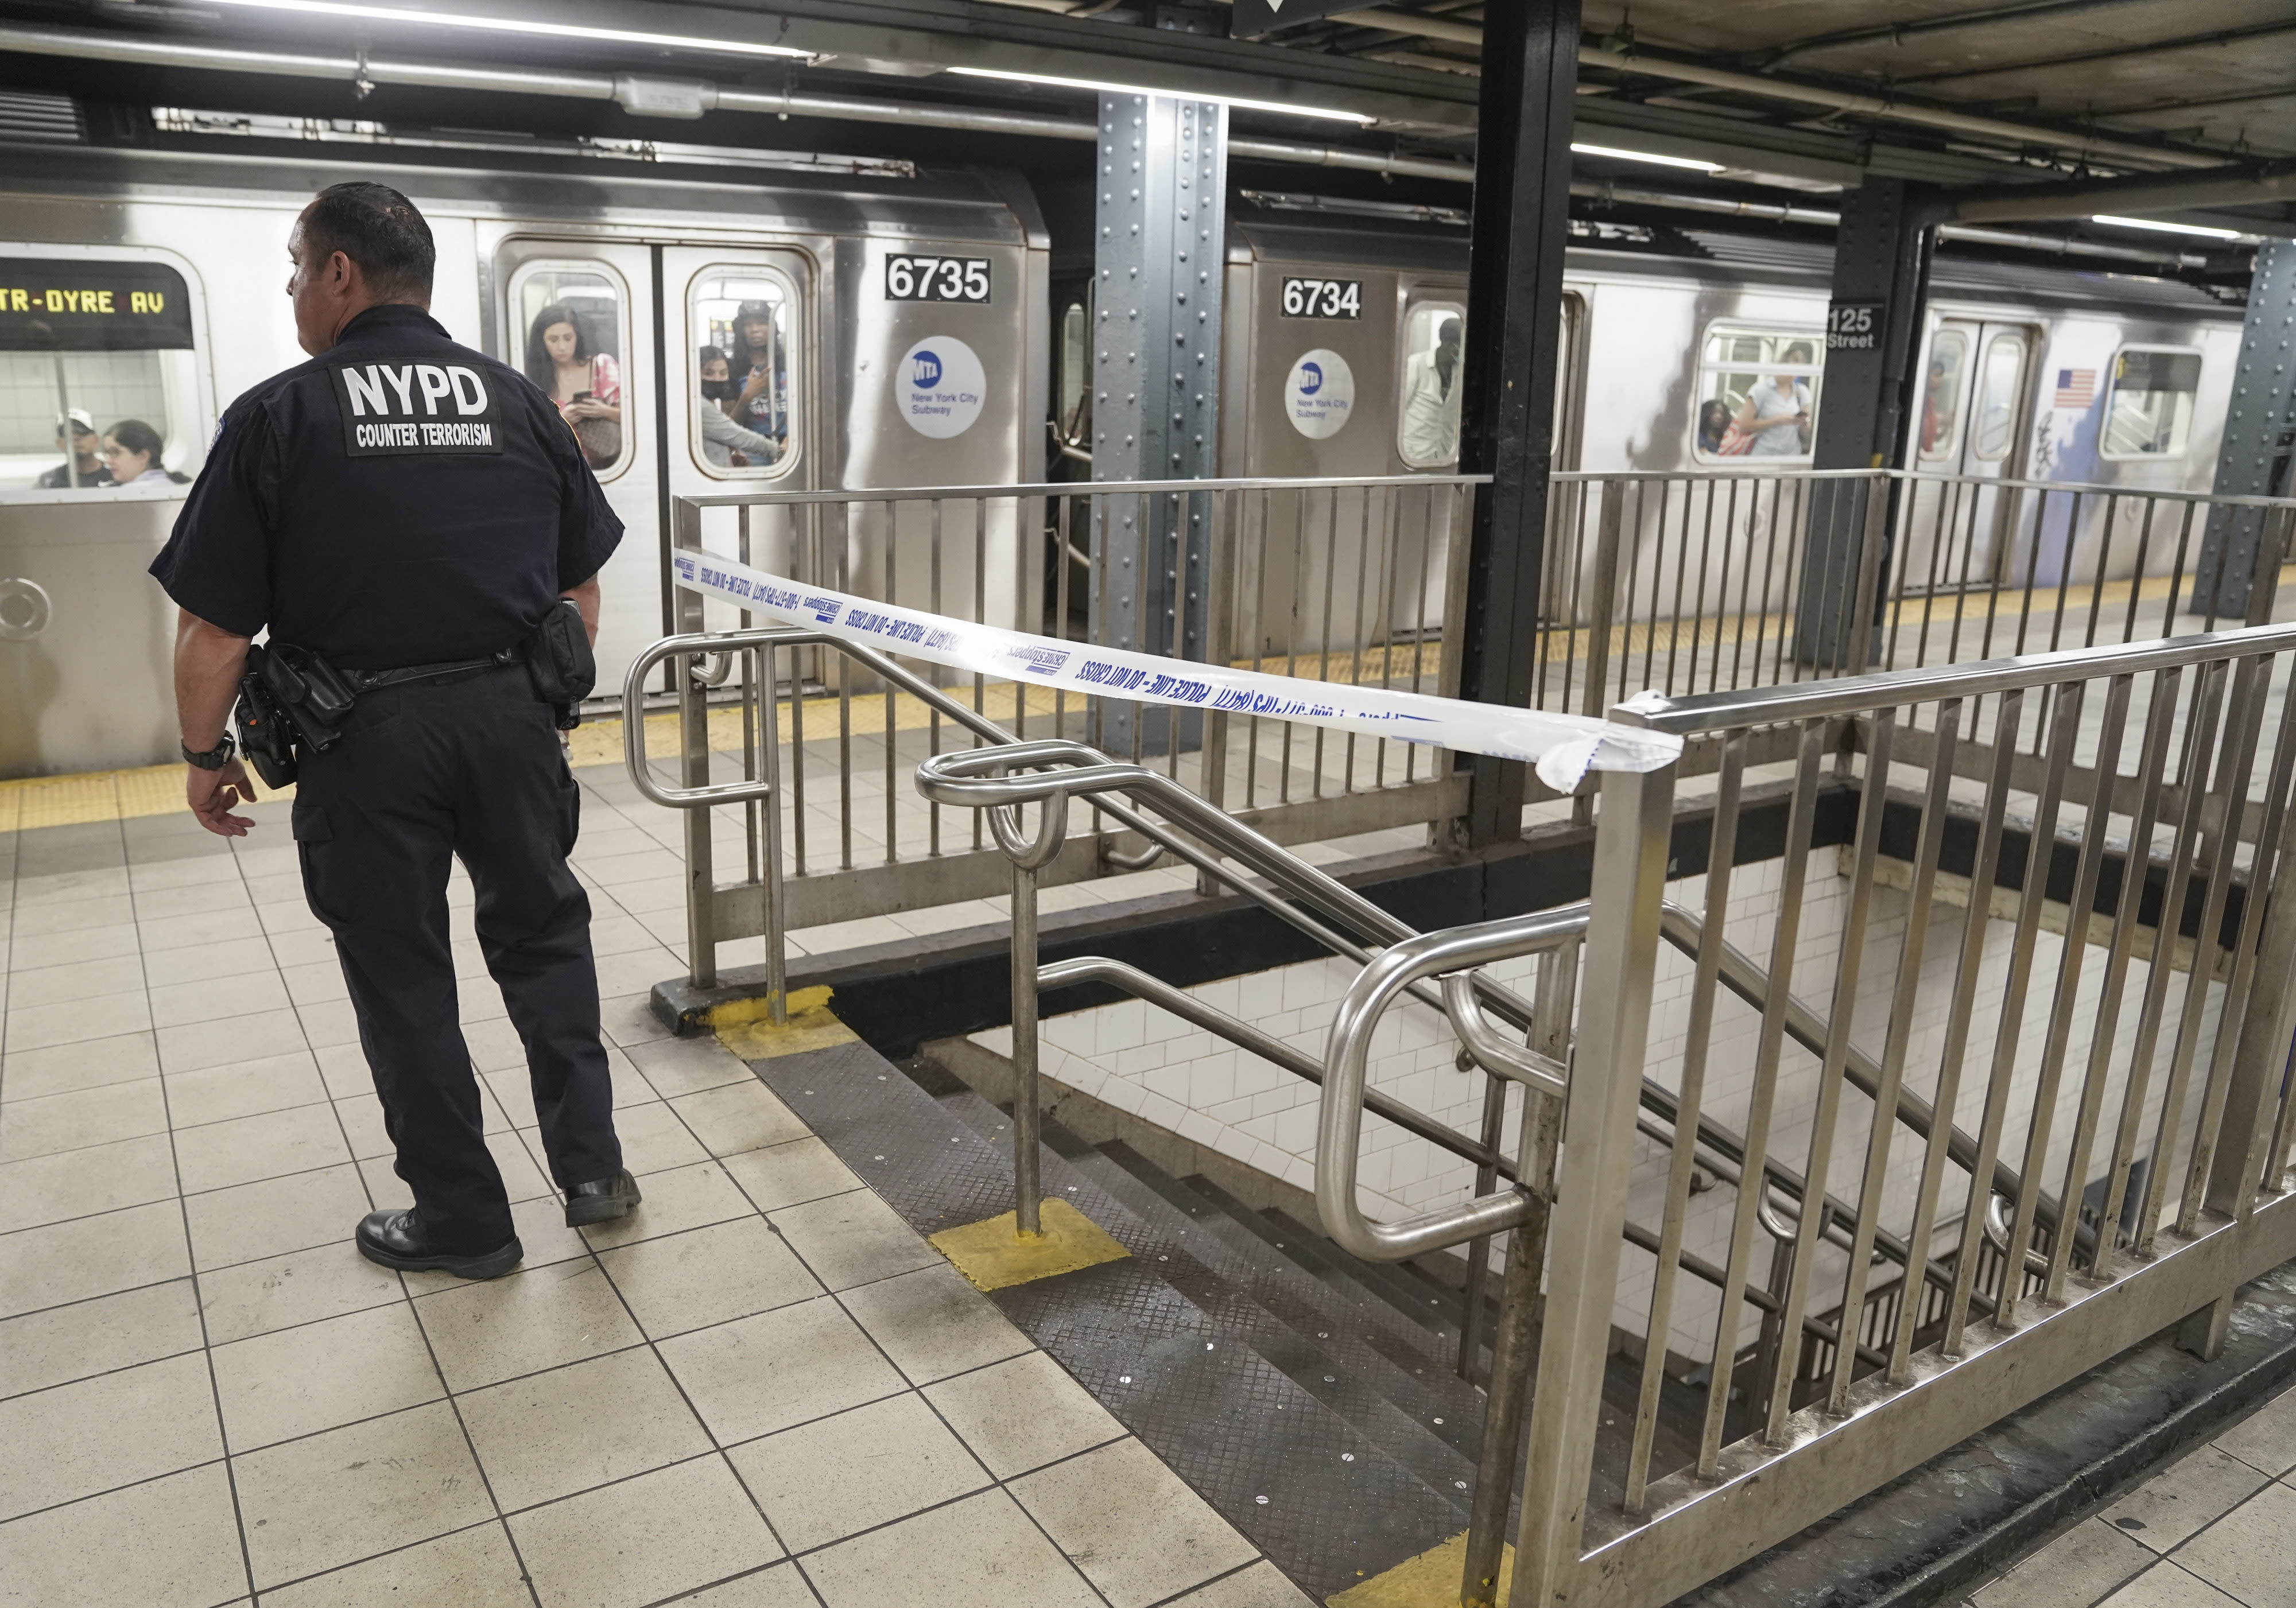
1087,1145,1490,1466
1039,1137,1485,1494
1259,1207,1466,1344
902,1061,1481,1512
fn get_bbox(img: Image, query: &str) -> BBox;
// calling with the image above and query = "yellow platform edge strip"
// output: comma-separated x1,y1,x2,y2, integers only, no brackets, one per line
712,984,858,1061
1326,1531,1512,1608
929,1198,1131,1292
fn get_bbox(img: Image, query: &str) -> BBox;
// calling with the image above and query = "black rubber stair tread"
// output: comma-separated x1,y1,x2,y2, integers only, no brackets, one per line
1259,1206,1467,1343
1084,1143,1490,1465
1034,1133,1486,1491
897,1057,1483,1513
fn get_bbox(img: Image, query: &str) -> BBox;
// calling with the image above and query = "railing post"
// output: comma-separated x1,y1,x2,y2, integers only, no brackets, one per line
673,498,717,991
1511,755,1676,1607
759,642,789,1027
1463,1086,1561,1608
1011,856,1043,1235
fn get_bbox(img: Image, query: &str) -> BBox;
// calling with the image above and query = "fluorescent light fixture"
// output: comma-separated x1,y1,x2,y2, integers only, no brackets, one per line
2091,213,2243,241
1571,141,1723,173
202,0,812,59
945,66,1372,125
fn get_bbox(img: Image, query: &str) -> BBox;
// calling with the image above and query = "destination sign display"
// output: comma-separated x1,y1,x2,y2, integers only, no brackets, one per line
0,259,195,351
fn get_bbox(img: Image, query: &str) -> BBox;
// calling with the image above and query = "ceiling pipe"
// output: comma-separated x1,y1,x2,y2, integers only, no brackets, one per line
1575,182,2217,267
0,19,1454,180
1326,9,1484,47
1952,160,2296,223
1578,44,2226,172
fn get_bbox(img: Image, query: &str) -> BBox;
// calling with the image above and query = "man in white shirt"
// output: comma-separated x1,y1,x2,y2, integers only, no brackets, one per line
1399,315,1463,466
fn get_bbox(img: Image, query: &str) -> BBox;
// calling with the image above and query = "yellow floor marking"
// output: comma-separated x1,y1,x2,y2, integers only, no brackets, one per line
0,763,298,833
713,984,859,1059
930,1197,1131,1292
1327,1530,1512,1608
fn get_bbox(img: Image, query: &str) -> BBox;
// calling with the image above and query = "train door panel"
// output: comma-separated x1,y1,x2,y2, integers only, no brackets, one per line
830,235,1035,643
491,237,658,705
1901,319,2035,596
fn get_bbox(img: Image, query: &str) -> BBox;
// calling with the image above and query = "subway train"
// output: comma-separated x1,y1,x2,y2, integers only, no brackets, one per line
0,131,2245,777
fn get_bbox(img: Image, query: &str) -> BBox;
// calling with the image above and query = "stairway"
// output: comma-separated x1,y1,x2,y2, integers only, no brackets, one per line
728,1031,1708,1598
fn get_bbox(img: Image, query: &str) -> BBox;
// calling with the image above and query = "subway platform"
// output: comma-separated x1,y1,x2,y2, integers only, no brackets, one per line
0,768,1309,1608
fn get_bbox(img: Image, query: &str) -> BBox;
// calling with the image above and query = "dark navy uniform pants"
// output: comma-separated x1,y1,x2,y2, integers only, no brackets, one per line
292,665,620,1252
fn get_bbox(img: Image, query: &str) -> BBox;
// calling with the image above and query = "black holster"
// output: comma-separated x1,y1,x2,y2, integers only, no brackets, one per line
521,598,596,731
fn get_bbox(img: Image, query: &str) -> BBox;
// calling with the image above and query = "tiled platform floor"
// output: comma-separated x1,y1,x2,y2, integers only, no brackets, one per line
1964,1379,2296,1608
0,792,1312,1608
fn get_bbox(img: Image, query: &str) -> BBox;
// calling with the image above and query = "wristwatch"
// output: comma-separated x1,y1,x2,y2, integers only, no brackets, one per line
182,736,235,771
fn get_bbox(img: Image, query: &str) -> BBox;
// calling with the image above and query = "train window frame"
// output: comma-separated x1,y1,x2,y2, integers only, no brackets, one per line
1690,323,1824,465
0,242,216,506
505,258,636,483
1972,332,2029,465
686,262,804,483
2099,344,2204,463
1395,299,1467,470
1915,328,1971,465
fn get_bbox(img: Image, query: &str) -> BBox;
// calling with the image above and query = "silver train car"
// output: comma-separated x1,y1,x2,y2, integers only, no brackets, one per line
0,146,2245,778
0,143,1045,778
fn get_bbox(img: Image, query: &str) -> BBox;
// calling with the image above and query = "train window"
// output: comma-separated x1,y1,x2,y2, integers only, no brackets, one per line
1,255,201,494
1915,331,1968,463
690,270,799,479
1057,300,1088,442
509,261,630,479
1693,328,1821,461
1973,333,2027,463
2101,347,2201,459
1397,302,1466,468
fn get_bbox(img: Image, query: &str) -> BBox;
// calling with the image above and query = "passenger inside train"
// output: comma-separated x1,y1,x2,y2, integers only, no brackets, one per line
99,417,185,485
1735,339,1816,457
1399,311,1464,466
33,408,111,487
522,297,623,470
726,296,789,449
695,344,779,468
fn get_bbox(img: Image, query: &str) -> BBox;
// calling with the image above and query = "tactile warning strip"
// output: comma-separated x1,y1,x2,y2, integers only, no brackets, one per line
747,1038,1469,1599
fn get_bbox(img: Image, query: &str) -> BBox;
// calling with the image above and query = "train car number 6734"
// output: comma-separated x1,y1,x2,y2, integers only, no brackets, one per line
1280,277,1362,319
886,255,990,302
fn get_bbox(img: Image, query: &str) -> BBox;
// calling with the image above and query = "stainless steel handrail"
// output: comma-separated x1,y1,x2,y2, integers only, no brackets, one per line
1316,907,1592,1262
1620,616,2296,737
675,470,1490,508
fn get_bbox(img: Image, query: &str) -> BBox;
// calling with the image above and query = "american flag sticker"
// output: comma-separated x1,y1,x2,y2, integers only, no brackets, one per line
2053,368,2098,409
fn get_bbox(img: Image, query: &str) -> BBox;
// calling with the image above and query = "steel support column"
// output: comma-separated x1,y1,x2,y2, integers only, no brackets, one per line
1799,177,1937,668
2192,240,2296,619
1454,0,1580,847
1089,91,1225,753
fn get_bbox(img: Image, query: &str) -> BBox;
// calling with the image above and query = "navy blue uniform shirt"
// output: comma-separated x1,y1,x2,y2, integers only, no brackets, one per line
151,303,623,670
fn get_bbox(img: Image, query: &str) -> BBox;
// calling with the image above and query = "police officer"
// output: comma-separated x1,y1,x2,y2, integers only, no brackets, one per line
152,181,640,1280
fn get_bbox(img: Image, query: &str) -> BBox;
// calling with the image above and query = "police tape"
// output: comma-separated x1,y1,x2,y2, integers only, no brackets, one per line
669,551,1683,792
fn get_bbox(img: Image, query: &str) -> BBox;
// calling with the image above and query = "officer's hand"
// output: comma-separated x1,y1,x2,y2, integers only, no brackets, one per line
187,759,258,838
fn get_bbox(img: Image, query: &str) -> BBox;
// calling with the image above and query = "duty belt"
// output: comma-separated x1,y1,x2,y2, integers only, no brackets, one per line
347,647,523,693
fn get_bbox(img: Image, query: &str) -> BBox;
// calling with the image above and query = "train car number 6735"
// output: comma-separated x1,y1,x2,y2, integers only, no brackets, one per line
886,255,990,302
1281,277,1362,319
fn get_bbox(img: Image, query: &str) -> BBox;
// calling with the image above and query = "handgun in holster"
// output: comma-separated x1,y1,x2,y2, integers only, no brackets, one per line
232,642,359,788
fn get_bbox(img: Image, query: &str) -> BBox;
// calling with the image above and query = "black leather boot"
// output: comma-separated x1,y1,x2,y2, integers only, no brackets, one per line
355,1210,523,1279
563,1169,642,1228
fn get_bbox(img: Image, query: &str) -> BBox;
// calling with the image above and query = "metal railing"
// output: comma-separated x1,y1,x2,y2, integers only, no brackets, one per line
651,475,1479,988
637,469,2296,993
1479,616,2296,1608
912,719,2085,1608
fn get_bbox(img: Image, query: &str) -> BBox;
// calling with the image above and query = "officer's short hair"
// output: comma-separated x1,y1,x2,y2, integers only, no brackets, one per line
298,181,436,302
